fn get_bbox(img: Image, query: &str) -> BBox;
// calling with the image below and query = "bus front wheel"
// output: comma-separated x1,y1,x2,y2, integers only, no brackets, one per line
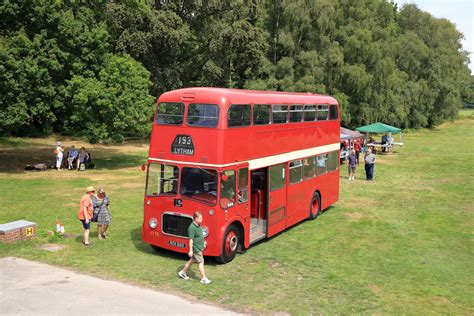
309,192,321,220
216,224,240,264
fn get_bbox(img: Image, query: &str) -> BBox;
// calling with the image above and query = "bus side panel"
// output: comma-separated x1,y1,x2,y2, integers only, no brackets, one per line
286,180,311,227
321,170,340,210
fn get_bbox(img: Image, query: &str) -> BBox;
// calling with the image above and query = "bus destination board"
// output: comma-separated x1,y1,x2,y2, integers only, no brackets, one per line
171,135,194,156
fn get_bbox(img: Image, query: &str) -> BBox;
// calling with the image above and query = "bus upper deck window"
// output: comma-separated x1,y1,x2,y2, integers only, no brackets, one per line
187,104,219,127
156,102,184,125
329,104,338,120
228,104,251,127
289,105,303,123
272,105,288,124
317,105,329,121
253,104,271,125
304,105,317,121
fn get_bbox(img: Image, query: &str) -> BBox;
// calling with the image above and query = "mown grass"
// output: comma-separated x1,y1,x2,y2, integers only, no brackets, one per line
1,116,473,314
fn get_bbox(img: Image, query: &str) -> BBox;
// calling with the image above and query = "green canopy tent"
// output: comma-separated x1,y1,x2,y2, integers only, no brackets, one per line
356,122,403,148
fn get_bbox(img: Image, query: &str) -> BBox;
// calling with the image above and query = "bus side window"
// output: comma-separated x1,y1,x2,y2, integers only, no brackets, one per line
228,104,251,127
289,160,303,184
316,154,328,176
272,105,288,124
238,168,248,203
253,104,271,125
269,163,286,191
317,105,329,121
327,151,339,171
303,157,315,179
289,105,303,122
304,105,317,122
220,170,236,209
329,104,338,120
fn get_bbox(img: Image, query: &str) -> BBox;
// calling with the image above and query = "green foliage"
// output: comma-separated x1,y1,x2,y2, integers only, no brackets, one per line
1,0,472,139
0,0,153,142
65,54,154,143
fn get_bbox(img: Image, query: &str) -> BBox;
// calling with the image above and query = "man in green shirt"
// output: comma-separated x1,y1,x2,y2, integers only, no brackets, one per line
178,211,212,284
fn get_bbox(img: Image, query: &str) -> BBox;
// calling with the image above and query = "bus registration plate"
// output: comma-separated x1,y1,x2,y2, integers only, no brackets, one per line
168,240,186,248
171,135,194,156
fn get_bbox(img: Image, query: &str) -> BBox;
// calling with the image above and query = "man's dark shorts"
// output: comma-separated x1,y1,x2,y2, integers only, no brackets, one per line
80,220,91,229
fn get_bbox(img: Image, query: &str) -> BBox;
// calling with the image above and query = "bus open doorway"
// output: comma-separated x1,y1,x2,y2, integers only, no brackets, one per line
250,163,288,244
250,169,267,244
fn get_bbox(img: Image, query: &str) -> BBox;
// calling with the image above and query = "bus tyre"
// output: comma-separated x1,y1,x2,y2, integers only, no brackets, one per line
309,192,321,220
216,224,240,264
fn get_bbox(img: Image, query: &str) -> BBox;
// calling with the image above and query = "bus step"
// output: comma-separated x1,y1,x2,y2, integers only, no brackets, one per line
250,218,266,232
249,231,266,245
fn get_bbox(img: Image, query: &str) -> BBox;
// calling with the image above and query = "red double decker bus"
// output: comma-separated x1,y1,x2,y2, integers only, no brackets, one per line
142,88,340,263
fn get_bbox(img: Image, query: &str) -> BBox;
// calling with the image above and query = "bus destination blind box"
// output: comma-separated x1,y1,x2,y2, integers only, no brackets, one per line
171,135,194,156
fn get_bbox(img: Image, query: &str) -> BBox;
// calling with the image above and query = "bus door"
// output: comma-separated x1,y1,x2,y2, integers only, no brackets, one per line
267,163,287,237
220,163,250,228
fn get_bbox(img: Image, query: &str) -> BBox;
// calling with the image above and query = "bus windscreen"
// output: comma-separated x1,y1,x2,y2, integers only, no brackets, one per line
180,167,218,205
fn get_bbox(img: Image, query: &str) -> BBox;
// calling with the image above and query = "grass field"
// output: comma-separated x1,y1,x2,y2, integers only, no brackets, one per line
1,112,473,314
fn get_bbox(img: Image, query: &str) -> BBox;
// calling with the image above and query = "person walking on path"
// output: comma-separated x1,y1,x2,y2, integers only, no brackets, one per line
78,186,95,245
347,149,357,180
178,212,212,284
92,188,111,240
364,148,376,181
55,142,64,170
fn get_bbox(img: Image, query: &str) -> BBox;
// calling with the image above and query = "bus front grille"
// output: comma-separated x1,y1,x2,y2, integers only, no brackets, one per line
162,214,193,238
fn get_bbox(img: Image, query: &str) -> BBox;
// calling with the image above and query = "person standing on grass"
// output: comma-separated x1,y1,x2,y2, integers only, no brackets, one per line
364,148,376,181
178,211,212,284
92,188,111,240
353,140,361,165
78,186,95,245
347,149,357,181
55,142,64,170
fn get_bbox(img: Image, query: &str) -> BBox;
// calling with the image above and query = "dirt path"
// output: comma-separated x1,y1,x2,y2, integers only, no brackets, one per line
0,257,239,315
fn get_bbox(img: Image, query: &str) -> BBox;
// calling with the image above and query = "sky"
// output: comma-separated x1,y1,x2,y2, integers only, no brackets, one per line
394,0,474,74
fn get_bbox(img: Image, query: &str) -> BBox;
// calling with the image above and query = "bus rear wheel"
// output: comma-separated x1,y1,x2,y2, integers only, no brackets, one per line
216,224,240,264
309,192,321,220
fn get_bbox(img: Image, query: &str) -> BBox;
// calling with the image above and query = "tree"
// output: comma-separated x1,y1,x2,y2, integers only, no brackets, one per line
65,54,154,143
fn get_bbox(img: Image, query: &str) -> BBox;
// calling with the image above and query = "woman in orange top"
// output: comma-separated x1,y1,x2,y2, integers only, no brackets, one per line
78,186,95,245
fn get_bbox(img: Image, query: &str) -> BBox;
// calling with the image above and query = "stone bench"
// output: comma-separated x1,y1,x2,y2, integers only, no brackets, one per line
0,220,37,243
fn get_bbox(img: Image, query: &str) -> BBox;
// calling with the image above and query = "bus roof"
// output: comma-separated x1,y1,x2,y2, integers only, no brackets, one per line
158,87,338,105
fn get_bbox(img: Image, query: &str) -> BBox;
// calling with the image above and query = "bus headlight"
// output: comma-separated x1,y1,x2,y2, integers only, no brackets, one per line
149,218,158,229
202,226,209,238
